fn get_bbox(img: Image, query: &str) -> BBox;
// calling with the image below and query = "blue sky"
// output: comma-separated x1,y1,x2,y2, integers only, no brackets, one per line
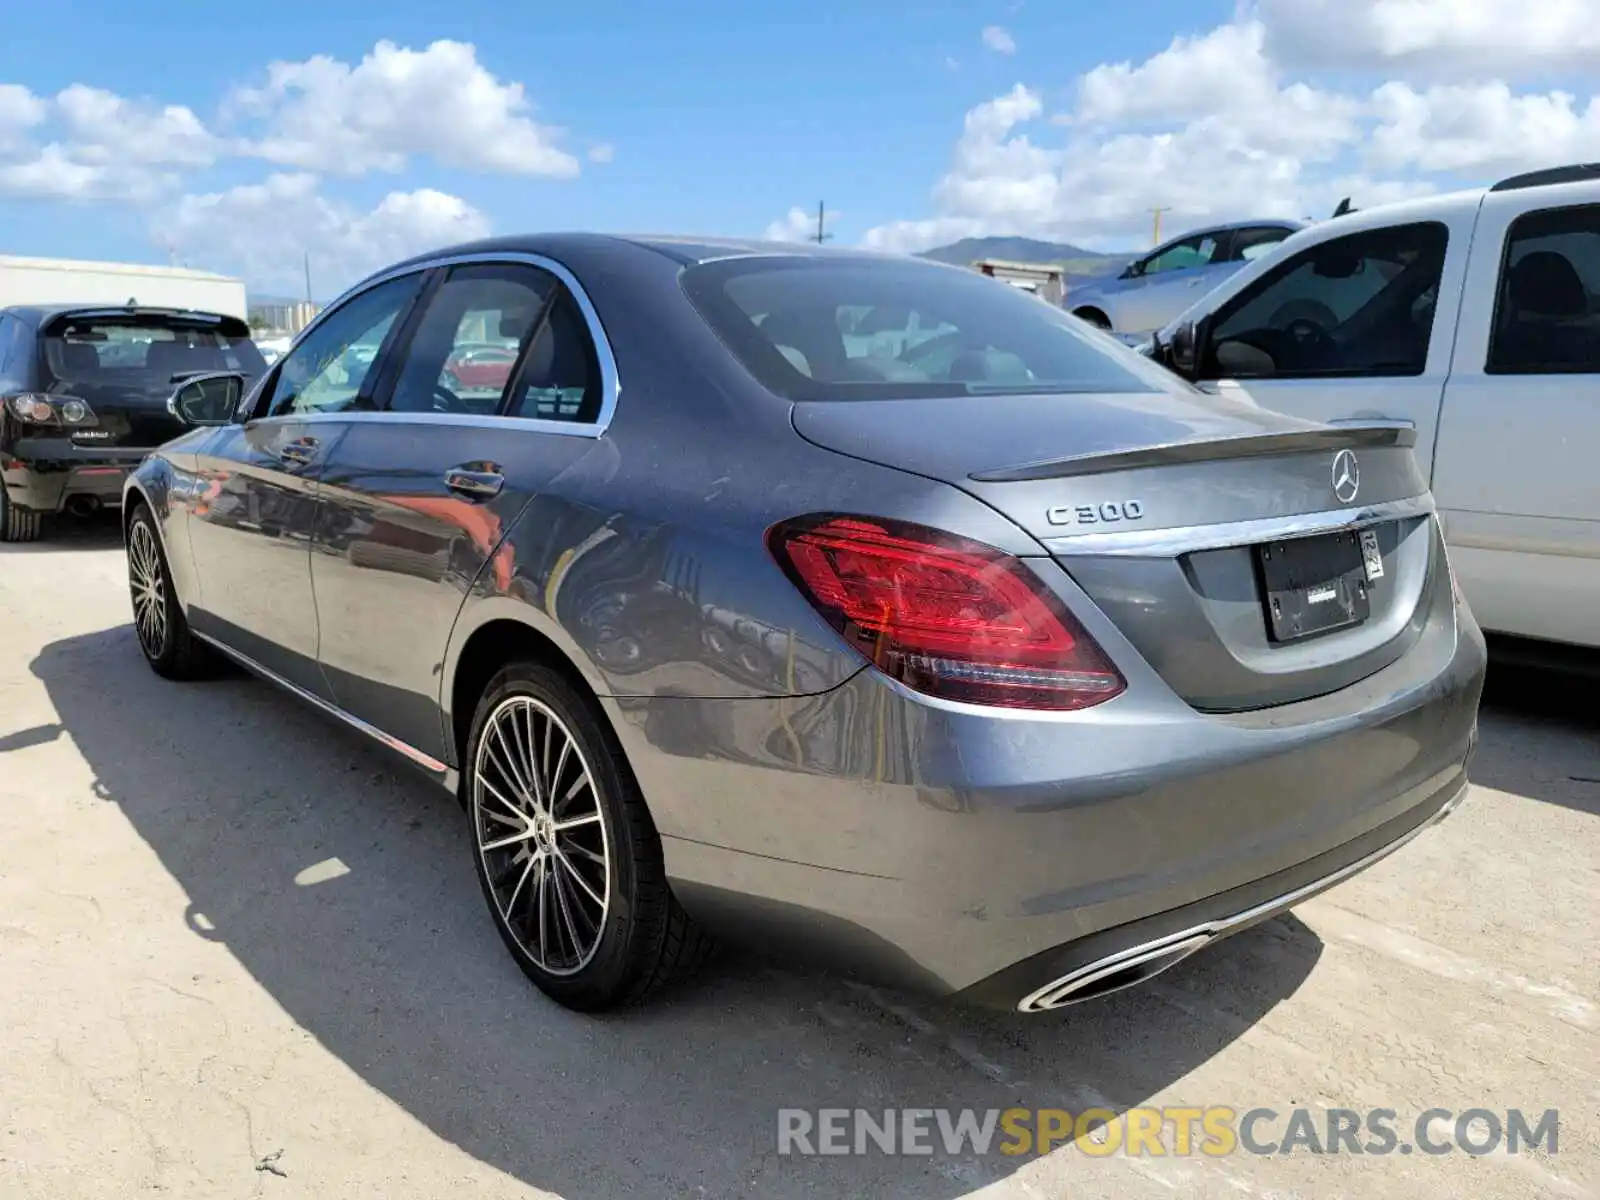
0,1,1594,295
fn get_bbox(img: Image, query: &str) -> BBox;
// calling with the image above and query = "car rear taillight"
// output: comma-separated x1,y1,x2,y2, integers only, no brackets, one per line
767,514,1125,711
4,393,98,426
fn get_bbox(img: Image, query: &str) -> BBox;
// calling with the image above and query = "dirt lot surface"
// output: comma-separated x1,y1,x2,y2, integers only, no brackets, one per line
2,519,1596,1199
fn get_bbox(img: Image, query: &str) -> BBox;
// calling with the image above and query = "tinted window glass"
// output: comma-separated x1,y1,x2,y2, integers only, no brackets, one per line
388,262,555,414
1143,235,1220,276
265,274,421,417
0,316,19,376
681,257,1170,401
1202,222,1448,380
1488,204,1600,375
1228,226,1294,263
503,288,602,423
43,315,267,381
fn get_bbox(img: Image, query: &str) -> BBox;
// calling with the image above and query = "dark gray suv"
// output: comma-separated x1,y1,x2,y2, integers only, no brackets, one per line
122,234,1485,1014
0,305,266,541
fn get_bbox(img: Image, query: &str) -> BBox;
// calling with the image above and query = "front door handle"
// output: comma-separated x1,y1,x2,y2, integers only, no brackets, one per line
277,437,319,466
445,467,504,500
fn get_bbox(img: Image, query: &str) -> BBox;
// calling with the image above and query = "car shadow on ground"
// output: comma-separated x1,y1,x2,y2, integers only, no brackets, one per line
31,624,1323,1199
1474,648,1600,817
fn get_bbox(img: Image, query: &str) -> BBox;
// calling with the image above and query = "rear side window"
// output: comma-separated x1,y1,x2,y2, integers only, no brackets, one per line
1201,221,1449,380
1487,204,1600,375
681,257,1174,402
43,315,267,381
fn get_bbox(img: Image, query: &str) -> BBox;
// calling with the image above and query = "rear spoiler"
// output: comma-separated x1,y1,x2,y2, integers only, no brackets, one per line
47,306,230,322
968,420,1416,483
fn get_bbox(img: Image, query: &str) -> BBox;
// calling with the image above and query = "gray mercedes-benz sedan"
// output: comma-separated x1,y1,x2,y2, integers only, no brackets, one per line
122,234,1485,1014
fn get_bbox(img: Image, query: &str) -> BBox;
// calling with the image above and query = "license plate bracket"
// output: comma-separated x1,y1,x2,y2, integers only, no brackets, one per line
1257,530,1372,644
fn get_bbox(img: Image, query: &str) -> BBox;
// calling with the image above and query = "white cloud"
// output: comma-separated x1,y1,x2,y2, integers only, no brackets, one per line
1367,82,1600,175
866,9,1600,252
0,84,45,135
764,205,839,243
982,26,1017,55
1257,0,1600,76
155,173,491,295
232,39,580,178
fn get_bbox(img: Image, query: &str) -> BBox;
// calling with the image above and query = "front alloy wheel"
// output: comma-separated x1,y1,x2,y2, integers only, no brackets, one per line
128,519,170,659
126,505,214,680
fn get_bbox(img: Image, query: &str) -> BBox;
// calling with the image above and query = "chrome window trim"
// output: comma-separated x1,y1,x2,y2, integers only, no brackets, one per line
267,251,621,439
243,409,610,437
1042,493,1436,558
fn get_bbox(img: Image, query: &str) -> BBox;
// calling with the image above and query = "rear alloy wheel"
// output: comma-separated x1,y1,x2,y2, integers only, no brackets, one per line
466,662,712,1010
0,487,43,543
127,506,214,680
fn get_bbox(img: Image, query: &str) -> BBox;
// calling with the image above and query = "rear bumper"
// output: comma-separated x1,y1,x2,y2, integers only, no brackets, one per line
606,573,1486,1006
2,437,152,512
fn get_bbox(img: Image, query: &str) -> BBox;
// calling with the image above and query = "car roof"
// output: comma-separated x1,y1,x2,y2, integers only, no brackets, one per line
369,231,945,282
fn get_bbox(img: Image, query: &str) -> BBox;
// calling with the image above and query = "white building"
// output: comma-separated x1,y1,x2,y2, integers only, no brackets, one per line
0,255,247,319
971,258,1066,306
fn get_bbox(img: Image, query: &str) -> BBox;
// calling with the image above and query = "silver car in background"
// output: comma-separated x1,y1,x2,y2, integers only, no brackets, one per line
122,235,1484,1014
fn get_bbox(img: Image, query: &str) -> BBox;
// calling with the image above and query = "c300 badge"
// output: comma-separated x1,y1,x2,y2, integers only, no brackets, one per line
1045,500,1145,528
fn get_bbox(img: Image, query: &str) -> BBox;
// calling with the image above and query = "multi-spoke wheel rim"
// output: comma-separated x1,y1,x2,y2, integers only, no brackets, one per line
128,522,168,657
473,697,612,976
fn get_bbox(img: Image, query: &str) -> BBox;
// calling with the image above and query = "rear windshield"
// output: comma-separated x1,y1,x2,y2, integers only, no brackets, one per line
680,256,1178,401
43,315,267,382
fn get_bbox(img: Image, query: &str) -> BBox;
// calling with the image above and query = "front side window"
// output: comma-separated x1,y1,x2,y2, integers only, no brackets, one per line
1487,204,1600,375
264,273,422,417
1201,221,1449,380
681,257,1180,402
1142,235,1220,276
388,262,556,415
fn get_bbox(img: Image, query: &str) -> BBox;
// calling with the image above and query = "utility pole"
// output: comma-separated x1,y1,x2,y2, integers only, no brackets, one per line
814,201,833,245
303,251,314,304
1148,206,1170,246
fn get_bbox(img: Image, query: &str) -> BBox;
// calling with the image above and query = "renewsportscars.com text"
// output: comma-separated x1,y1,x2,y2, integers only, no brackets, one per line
776,1106,1560,1158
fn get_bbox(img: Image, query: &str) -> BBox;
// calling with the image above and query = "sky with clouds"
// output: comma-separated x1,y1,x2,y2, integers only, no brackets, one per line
1,0,1596,296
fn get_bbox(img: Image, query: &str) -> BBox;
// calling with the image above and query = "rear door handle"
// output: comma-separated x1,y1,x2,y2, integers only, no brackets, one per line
277,437,319,466
445,467,504,500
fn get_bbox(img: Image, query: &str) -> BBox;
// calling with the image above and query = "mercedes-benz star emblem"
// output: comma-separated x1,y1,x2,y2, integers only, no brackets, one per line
1331,449,1360,504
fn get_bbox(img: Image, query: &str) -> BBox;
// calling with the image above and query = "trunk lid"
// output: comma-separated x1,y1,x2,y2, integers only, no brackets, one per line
791,391,1441,712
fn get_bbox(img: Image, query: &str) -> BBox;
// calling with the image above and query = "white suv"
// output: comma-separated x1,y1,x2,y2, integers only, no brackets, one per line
1149,164,1600,653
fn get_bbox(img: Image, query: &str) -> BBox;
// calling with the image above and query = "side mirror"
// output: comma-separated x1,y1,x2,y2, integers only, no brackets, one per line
168,372,245,426
1169,320,1198,375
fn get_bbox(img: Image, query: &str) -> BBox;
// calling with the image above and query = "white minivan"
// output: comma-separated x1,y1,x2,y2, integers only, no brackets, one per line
1147,165,1600,652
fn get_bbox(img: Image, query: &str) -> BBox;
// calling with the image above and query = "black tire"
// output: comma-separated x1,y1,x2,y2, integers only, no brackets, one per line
464,660,713,1011
126,504,216,680
0,486,43,543
1073,308,1112,331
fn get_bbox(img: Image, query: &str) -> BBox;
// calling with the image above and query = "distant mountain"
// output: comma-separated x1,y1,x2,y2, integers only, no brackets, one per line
918,236,1132,283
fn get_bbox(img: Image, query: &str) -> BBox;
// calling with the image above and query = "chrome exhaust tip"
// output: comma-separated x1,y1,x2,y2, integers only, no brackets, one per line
64,495,102,518
1017,931,1213,1013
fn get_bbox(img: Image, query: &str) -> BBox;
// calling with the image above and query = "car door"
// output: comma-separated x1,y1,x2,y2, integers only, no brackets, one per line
184,272,425,695
1430,191,1600,647
311,258,610,763
1119,233,1227,334
1192,217,1466,479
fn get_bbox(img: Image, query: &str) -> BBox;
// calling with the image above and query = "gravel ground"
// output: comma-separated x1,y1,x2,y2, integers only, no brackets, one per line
1,517,1595,1199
